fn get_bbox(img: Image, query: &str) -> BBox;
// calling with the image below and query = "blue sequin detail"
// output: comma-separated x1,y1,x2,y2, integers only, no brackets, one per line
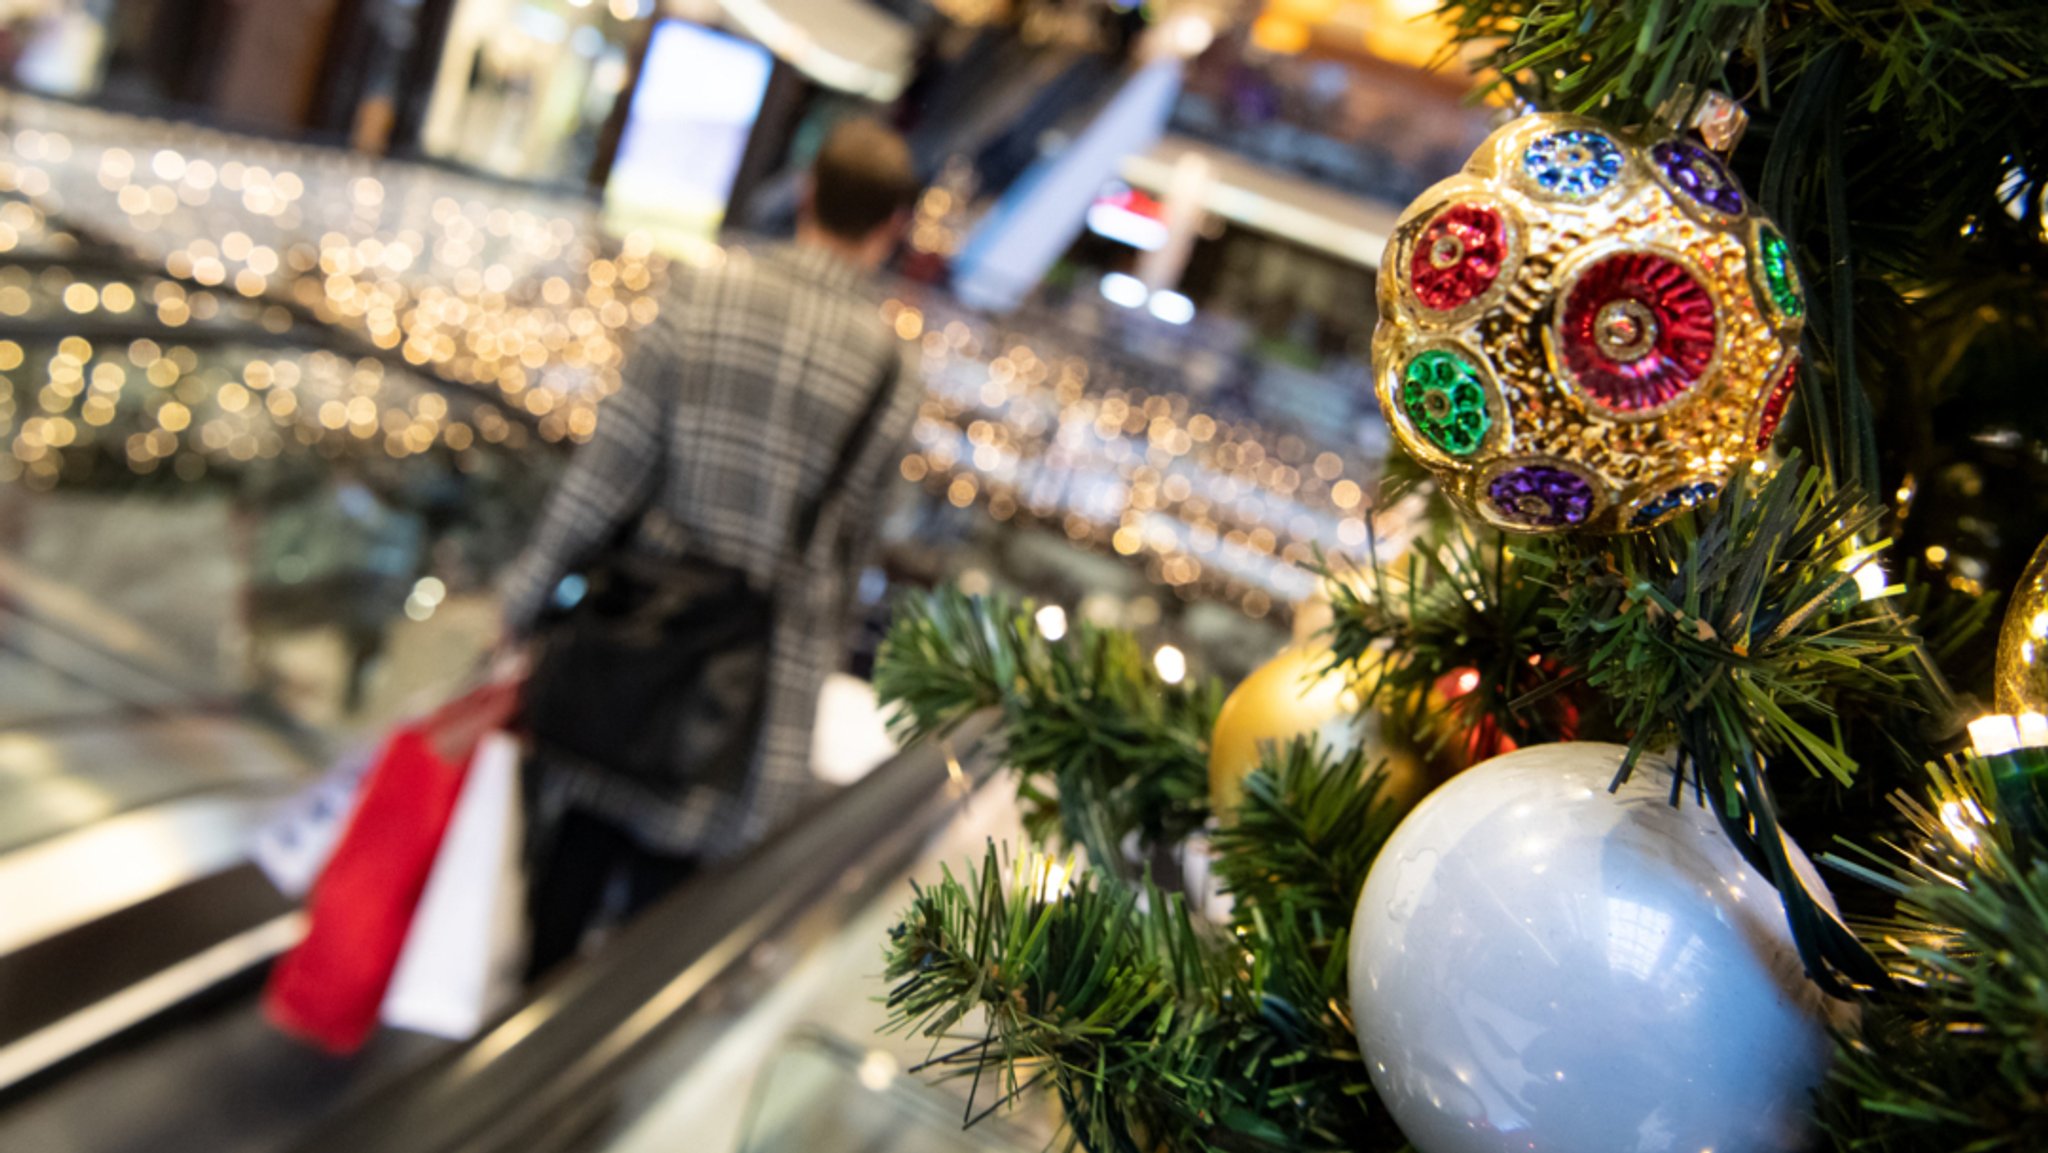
1522,131,1625,199
1632,482,1720,527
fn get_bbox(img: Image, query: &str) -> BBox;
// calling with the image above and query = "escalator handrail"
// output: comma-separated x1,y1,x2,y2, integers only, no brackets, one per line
0,553,213,713
289,711,1000,1153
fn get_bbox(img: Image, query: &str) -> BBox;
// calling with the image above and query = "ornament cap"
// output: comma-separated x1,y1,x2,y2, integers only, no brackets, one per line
1656,84,1751,153
1691,89,1751,153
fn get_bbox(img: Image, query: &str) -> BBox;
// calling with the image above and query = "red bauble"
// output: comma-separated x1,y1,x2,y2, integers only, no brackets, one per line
1431,661,1582,770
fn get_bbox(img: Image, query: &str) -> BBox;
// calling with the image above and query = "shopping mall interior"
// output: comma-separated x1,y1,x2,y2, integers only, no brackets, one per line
0,0,1480,1148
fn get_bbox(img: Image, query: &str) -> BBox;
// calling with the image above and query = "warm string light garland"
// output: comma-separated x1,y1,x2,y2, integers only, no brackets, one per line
0,95,669,456
881,292,1413,612
0,96,1414,608
0,186,533,487
0,329,533,491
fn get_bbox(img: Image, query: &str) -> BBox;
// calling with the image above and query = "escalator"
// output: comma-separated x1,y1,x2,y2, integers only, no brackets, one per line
0,98,572,1129
0,453,1017,1148
0,693,1020,1153
0,550,310,1101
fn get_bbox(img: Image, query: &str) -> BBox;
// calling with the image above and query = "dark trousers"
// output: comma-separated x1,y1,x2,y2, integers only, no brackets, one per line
524,807,696,983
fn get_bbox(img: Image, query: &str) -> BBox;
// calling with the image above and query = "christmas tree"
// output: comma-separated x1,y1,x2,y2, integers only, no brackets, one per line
872,4,2048,1151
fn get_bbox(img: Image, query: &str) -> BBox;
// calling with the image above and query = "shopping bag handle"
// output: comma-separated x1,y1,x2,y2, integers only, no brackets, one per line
421,677,523,768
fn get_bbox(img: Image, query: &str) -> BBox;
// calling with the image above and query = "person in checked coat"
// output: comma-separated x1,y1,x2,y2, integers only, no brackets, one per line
497,118,923,978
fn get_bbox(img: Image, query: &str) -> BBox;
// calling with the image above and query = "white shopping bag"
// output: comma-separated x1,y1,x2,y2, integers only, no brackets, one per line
381,730,528,1040
250,745,377,899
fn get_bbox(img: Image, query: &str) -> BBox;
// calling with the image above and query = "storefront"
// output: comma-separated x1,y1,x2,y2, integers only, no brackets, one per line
0,0,113,98
406,0,913,256
413,0,650,184
5,0,912,245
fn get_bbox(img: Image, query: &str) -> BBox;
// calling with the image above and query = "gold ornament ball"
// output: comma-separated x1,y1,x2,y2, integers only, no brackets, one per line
1209,646,1423,817
1373,112,1806,534
1996,534,2048,716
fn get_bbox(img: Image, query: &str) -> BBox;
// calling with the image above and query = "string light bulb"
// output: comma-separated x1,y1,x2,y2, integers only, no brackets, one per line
1970,714,2023,757
1154,644,1188,685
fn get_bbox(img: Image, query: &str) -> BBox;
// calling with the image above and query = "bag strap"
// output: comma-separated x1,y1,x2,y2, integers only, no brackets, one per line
791,349,899,560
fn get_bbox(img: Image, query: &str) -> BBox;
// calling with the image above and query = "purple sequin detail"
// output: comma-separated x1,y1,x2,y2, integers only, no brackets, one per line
1652,141,1744,216
1487,465,1597,528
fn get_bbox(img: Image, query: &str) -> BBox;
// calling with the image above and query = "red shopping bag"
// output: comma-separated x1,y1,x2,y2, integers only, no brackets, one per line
263,681,519,1054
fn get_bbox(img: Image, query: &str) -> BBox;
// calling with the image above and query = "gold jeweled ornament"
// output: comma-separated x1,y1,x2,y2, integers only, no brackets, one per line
1208,646,1425,817
1373,112,1806,533
1995,534,2048,715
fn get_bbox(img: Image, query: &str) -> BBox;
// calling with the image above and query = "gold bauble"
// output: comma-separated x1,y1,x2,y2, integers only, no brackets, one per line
1374,112,1805,533
1996,534,2048,716
1209,646,1424,817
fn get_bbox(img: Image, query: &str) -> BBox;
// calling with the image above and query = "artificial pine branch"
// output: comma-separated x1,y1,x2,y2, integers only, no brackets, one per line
1315,521,1580,766
875,607,1416,1149
883,845,1214,1151
1211,740,1404,935
1437,0,2048,154
1545,458,1946,989
1819,757,2048,1150
1208,740,1411,1151
873,588,1220,874
1544,458,1931,790
1320,459,1944,791
1437,0,1762,124
882,842,1406,1153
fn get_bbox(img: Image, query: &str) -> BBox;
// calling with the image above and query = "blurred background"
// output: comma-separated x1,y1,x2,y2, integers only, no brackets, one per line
0,1,1497,1149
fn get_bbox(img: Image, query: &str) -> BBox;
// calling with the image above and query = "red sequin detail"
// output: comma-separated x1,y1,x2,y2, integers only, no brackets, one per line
1560,252,1718,413
1756,359,1798,450
1410,204,1506,312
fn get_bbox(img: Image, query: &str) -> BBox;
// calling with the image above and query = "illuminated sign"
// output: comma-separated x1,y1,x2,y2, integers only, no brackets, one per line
1085,183,1169,251
604,21,774,246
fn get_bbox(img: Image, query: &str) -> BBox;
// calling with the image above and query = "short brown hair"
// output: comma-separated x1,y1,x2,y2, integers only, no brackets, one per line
810,118,917,240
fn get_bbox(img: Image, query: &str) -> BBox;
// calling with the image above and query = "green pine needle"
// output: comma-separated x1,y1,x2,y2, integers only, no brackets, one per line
873,588,1221,875
882,839,1407,1153
1211,739,1406,944
1314,523,1579,765
1546,458,1935,791
1820,756,2048,1150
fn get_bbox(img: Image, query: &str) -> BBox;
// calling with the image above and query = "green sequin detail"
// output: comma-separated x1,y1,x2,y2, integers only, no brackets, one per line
1401,350,1491,456
1758,227,1803,318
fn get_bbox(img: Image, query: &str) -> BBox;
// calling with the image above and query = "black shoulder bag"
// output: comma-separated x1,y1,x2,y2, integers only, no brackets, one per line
522,361,897,801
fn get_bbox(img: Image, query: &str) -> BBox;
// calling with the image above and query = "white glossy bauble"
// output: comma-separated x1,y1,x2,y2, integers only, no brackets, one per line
1348,741,1850,1153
